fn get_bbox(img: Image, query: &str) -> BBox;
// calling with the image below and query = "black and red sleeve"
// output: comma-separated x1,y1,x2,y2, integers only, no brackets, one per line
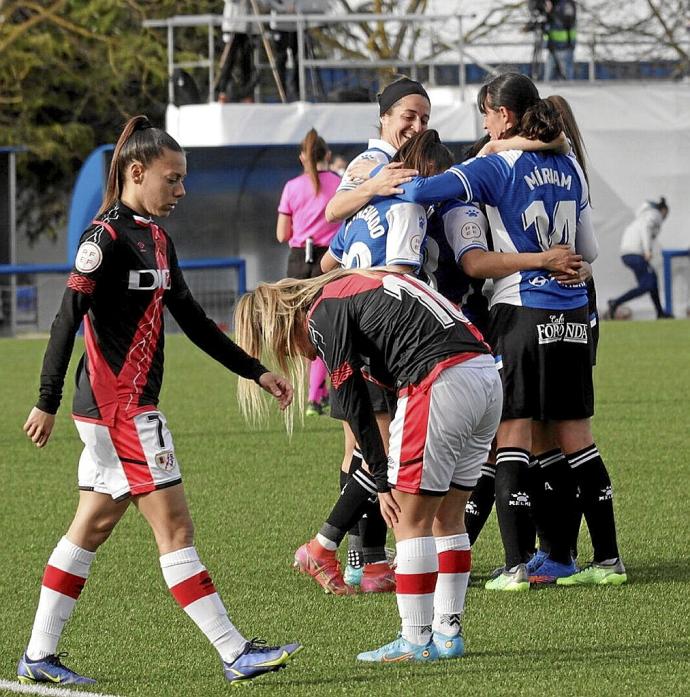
308,298,390,492
37,224,115,414
164,240,267,383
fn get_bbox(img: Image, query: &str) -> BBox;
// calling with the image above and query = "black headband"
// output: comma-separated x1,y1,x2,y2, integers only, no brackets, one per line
378,78,430,116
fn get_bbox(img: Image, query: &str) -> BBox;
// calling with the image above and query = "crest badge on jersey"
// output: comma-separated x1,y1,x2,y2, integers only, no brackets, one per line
75,242,103,273
154,450,176,472
460,221,482,240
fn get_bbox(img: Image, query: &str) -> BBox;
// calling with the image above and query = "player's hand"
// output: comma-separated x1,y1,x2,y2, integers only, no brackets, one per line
378,490,401,528
258,372,293,410
553,260,593,285
542,245,582,276
478,139,503,156
369,162,419,195
23,407,55,448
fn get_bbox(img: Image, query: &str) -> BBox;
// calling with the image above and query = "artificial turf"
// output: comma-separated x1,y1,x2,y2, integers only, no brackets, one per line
0,320,688,696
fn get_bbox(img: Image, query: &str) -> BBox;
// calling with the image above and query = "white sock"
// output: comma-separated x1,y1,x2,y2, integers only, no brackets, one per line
26,537,95,661
160,546,246,663
394,537,437,646
432,533,471,637
315,534,338,551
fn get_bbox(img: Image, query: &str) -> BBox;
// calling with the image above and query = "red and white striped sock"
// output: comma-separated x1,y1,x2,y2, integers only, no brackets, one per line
432,533,471,637
394,536,438,646
160,546,246,663
26,536,95,660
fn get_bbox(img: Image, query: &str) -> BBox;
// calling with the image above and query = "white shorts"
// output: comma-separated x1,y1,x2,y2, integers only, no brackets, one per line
75,410,181,501
387,355,502,495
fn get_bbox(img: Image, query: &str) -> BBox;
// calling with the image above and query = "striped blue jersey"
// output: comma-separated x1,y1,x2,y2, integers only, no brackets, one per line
423,201,488,305
399,150,596,310
336,139,395,192
329,196,426,270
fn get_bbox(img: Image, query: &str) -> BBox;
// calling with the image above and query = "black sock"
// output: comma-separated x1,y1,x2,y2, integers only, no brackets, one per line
495,448,533,568
526,455,549,553
533,449,578,564
465,462,496,546
566,444,620,562
361,499,388,564
341,468,364,567
319,467,378,548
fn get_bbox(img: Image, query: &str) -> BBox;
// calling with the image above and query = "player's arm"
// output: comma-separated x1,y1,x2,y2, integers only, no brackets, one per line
325,158,417,223
165,245,292,407
321,223,346,272
398,156,507,207
28,230,110,447
309,302,389,492
461,246,582,279
478,132,569,156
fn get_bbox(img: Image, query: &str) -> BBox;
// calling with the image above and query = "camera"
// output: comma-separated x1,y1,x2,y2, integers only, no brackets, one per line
523,0,548,32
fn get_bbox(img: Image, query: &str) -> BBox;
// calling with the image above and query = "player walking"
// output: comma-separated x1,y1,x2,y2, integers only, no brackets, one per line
18,116,301,686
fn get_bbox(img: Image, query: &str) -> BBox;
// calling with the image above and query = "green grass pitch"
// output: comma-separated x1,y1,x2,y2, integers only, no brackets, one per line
1,321,688,696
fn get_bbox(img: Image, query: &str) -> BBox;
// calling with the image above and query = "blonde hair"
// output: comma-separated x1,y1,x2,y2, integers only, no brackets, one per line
234,268,384,432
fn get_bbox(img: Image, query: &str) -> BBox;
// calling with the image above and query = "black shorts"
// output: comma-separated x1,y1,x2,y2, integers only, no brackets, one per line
286,246,329,279
488,303,594,421
586,277,599,366
329,380,397,421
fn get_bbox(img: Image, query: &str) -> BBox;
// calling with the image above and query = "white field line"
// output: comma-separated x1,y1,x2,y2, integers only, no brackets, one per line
0,679,122,697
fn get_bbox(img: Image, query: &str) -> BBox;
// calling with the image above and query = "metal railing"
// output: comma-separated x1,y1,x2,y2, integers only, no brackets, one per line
143,12,688,104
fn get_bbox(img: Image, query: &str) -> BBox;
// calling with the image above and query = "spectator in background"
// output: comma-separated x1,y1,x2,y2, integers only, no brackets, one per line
607,197,672,319
544,0,577,80
276,128,341,414
330,154,348,177
217,0,260,103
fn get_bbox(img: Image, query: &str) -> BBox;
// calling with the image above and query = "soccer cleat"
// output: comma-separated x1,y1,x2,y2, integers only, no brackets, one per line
17,652,96,685
305,401,323,416
484,563,530,591
433,631,465,659
526,549,548,575
360,562,396,593
293,541,355,595
223,639,302,684
344,563,363,587
556,558,627,586
529,557,578,584
356,635,439,663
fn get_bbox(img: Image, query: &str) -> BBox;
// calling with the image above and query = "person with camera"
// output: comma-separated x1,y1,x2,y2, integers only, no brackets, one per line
543,0,577,80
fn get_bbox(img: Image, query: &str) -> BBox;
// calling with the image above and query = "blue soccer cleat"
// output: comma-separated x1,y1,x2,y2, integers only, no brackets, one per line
223,638,302,684
529,557,578,584
433,631,465,659
356,635,438,663
17,652,96,685
526,549,549,575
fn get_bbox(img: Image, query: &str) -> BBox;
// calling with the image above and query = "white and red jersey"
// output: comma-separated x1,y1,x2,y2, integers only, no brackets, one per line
306,271,491,490
38,202,266,425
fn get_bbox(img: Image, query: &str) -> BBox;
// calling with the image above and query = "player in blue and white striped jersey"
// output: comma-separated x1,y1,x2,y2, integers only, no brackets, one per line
397,73,626,590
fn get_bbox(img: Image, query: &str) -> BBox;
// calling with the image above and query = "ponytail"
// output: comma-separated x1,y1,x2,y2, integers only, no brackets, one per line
98,115,183,216
520,99,563,144
300,128,329,195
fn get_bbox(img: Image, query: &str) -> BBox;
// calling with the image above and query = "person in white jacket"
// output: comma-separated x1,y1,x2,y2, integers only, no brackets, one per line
608,197,672,319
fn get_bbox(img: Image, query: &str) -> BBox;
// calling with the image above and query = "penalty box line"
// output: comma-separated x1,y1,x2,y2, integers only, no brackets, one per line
0,679,123,697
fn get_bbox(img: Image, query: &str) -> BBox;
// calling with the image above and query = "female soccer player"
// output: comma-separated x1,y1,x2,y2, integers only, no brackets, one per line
276,128,341,415
396,73,626,590
307,76,430,592
18,116,301,686
235,269,502,662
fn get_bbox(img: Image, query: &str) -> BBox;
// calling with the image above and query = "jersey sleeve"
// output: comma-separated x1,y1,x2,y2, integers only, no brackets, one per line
337,150,389,193
398,153,511,207
308,298,390,491
328,222,347,264
164,241,268,383
37,223,116,414
384,202,425,269
277,180,293,216
441,203,489,262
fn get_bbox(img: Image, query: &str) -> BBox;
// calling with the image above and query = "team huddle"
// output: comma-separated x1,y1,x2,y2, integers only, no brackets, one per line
18,71,624,686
